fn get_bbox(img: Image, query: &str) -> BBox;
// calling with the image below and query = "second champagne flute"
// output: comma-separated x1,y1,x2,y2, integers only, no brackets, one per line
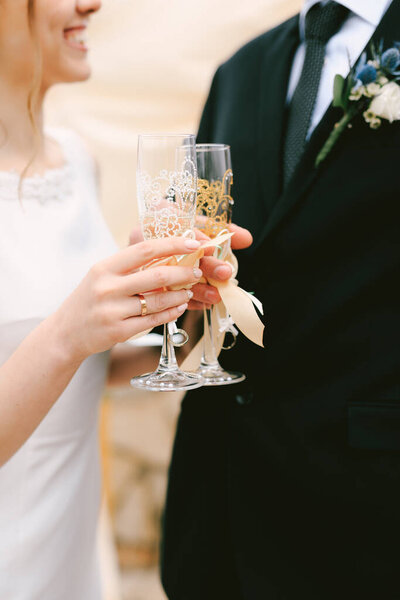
130,134,204,392
195,143,245,386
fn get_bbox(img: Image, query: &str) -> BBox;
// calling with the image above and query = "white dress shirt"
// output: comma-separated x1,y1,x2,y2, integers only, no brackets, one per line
287,0,394,138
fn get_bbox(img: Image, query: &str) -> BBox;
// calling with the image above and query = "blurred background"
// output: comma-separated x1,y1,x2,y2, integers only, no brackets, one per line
46,0,301,598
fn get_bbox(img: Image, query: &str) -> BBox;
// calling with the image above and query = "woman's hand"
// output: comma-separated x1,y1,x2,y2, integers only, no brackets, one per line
54,237,202,363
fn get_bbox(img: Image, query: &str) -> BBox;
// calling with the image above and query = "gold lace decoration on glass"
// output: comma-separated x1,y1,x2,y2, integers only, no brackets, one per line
196,170,233,238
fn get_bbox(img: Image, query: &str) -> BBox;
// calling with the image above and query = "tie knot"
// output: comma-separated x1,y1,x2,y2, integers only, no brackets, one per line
305,1,349,44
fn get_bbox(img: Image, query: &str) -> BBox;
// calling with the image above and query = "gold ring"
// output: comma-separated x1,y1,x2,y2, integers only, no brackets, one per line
138,294,148,316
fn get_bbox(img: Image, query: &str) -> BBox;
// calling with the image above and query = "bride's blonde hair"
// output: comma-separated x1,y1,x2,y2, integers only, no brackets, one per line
21,0,42,186
0,0,43,200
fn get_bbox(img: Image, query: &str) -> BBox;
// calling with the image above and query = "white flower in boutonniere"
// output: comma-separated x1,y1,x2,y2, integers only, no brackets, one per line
316,41,400,167
369,81,400,122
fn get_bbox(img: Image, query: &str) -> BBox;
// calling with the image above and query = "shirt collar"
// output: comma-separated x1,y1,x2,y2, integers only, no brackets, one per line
299,0,393,40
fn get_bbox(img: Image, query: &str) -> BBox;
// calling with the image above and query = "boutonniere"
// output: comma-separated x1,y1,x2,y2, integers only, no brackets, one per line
316,41,400,167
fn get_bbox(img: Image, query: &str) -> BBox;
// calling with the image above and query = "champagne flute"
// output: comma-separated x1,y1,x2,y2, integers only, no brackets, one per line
130,134,204,392
195,144,245,386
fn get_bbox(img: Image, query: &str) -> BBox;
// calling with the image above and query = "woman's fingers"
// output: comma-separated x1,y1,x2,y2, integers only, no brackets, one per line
194,228,210,242
122,303,189,339
128,227,144,246
104,237,201,274
122,265,203,295
194,228,214,256
120,289,193,319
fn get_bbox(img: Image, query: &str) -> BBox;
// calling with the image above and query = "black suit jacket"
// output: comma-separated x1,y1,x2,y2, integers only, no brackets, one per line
162,3,400,599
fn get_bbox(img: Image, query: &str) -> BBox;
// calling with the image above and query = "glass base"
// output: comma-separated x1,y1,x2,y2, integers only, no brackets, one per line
196,364,246,386
130,369,204,392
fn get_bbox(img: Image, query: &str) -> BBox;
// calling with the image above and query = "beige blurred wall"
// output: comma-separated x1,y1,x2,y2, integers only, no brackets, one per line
46,0,301,246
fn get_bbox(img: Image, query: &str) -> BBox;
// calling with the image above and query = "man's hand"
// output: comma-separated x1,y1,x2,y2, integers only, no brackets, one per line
128,223,253,310
189,223,253,310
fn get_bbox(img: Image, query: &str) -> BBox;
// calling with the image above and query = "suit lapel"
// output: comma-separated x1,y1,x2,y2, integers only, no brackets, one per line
257,15,299,215
255,0,400,250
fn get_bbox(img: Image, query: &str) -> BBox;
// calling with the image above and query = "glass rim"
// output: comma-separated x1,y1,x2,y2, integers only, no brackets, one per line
138,133,196,139
196,143,230,152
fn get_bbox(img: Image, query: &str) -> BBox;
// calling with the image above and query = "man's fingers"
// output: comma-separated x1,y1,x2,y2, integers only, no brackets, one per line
188,299,212,311
194,228,214,256
191,282,221,305
105,237,201,274
200,256,232,281
196,224,252,286
229,223,253,250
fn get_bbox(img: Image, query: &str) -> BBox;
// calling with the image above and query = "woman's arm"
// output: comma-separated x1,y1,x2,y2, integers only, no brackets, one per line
0,312,85,466
0,237,201,467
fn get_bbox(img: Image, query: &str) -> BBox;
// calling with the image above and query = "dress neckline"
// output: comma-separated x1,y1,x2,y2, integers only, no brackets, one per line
0,129,70,180
0,129,74,203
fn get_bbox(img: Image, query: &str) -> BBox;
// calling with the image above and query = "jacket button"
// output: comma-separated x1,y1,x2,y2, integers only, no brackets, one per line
235,393,253,406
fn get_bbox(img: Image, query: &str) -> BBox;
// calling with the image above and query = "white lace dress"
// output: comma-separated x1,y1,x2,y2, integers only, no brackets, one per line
0,129,118,600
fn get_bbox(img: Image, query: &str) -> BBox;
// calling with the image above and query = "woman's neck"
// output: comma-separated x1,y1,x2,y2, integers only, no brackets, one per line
0,80,63,175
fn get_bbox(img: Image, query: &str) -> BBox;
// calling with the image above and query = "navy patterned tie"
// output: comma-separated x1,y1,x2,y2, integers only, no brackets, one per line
283,1,349,186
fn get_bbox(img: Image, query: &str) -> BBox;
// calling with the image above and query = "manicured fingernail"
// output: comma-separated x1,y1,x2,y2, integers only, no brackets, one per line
214,265,232,279
187,290,194,300
184,239,201,249
177,303,188,312
193,268,203,278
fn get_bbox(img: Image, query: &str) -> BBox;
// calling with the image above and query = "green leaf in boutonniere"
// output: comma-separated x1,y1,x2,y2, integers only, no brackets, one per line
333,74,346,109
316,41,400,168
332,73,354,112
315,104,359,167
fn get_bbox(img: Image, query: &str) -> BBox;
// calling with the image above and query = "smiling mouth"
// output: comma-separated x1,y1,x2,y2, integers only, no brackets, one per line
63,27,89,52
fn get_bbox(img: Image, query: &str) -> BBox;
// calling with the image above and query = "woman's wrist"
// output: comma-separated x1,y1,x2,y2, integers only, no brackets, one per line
46,308,89,368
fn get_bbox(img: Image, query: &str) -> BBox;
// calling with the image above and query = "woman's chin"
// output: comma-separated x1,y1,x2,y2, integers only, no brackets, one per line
67,61,92,81
51,65,92,85
69,68,91,82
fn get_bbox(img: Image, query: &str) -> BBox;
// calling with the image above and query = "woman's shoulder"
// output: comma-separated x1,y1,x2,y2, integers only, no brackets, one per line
46,127,97,175
46,126,89,151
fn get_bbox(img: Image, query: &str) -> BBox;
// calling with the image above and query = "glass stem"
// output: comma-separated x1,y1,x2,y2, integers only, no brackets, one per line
157,322,179,373
201,307,220,367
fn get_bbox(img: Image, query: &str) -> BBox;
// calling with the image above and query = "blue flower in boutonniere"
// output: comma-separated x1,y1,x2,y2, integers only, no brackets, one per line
316,41,400,167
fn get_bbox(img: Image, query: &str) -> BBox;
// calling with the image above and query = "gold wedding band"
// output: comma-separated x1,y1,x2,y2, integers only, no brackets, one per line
138,294,148,317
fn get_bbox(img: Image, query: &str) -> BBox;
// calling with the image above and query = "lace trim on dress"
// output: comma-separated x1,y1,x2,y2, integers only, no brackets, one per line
0,164,74,204
0,128,79,203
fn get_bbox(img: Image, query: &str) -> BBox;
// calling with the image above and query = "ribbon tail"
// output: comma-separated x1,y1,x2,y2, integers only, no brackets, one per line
180,336,204,372
242,289,264,315
210,278,265,348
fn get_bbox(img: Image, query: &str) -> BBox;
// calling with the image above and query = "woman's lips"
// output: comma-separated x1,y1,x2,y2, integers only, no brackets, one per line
63,27,88,52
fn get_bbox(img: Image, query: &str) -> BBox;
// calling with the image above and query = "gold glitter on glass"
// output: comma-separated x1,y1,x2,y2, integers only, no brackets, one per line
196,169,233,238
